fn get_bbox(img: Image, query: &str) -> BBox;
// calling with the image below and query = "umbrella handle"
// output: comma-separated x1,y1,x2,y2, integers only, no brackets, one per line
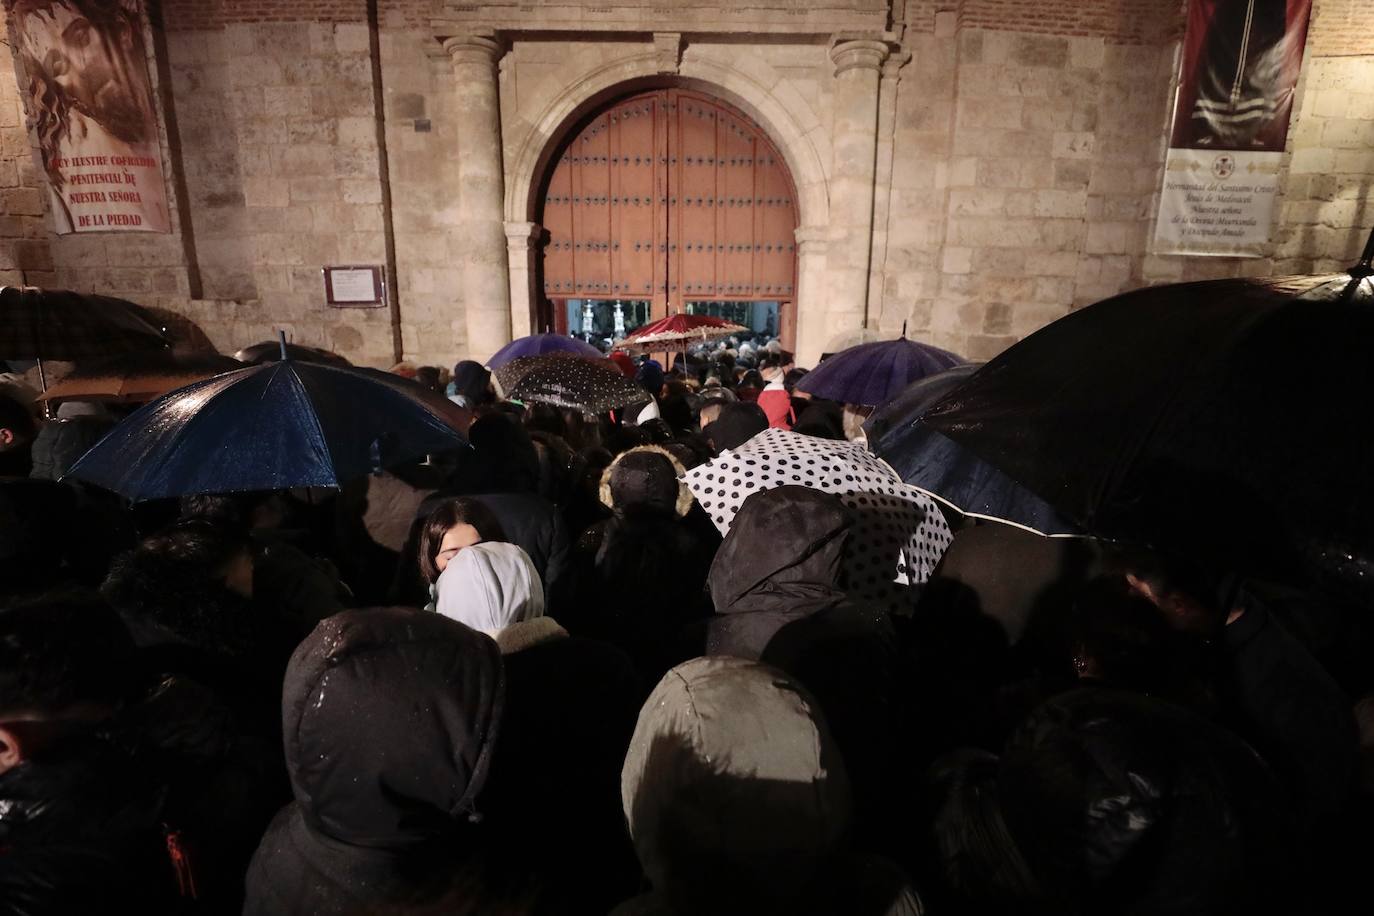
277,329,289,361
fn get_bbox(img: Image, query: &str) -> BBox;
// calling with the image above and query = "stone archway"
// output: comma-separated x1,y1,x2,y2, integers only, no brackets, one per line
503,49,832,354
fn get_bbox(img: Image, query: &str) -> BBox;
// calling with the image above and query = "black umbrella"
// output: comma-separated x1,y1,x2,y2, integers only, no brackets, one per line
67,357,468,500
0,286,168,392
865,364,1082,536
506,354,648,414
921,264,1374,596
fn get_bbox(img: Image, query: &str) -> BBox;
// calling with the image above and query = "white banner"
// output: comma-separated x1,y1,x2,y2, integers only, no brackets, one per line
1153,149,1282,257
1152,0,1312,257
5,0,171,234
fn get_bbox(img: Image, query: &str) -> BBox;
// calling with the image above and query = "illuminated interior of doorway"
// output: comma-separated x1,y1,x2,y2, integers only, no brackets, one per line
565,299,781,351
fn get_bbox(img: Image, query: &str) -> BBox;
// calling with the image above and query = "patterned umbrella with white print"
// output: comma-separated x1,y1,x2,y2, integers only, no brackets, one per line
683,428,954,617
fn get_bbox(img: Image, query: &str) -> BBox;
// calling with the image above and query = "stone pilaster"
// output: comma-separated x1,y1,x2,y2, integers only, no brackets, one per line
869,49,910,332
793,224,832,366
444,31,512,361
505,220,541,338
825,37,890,346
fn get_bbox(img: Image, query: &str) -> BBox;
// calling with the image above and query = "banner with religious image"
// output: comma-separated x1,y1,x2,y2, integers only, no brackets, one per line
4,0,170,234
1153,0,1312,257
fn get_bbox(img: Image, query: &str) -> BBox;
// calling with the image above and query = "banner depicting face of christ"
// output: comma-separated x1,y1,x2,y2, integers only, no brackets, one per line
4,0,171,233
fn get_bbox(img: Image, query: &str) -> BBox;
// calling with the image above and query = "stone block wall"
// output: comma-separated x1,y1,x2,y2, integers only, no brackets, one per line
3,0,1374,370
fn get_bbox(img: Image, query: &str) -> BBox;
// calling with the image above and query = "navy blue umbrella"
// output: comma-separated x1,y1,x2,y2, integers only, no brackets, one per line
488,333,602,369
796,330,963,407
867,364,1081,536
67,359,468,500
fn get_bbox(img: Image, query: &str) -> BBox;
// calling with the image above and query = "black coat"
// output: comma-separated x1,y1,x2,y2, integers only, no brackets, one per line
242,608,504,916
478,624,644,914
565,509,715,685
990,688,1295,916
704,486,900,851
0,730,179,916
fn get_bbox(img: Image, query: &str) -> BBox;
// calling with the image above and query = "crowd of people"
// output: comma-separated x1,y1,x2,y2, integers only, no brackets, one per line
2,346,1372,916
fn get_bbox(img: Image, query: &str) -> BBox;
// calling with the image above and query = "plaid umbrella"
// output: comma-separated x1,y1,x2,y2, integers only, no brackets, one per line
613,314,749,353
0,287,167,362
506,354,649,414
37,351,242,403
682,428,954,616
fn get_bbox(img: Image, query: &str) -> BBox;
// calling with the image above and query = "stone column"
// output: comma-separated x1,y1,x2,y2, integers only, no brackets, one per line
793,225,831,367
825,37,890,347
868,50,910,333
505,220,540,338
444,32,512,361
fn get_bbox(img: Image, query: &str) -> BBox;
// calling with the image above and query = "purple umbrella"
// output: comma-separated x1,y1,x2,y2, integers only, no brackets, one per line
796,330,964,407
488,334,602,369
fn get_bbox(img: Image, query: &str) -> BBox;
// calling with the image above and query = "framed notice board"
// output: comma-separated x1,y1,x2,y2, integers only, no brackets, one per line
323,265,386,308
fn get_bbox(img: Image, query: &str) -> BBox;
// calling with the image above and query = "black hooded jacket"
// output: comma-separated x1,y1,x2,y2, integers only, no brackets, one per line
705,487,900,850
242,608,504,916
0,730,179,916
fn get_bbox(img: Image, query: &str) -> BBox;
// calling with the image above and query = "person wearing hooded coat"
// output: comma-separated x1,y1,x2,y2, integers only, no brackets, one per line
435,543,643,914
928,687,1296,916
449,413,571,610
616,657,923,916
241,607,504,916
566,446,716,685
704,486,902,854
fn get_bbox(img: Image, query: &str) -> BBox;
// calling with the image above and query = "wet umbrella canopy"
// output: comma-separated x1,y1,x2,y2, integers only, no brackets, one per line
37,351,242,403
234,341,351,367
506,354,649,414
488,333,602,368
921,271,1374,596
866,364,1080,535
796,332,964,408
67,359,468,500
0,287,169,361
613,314,749,353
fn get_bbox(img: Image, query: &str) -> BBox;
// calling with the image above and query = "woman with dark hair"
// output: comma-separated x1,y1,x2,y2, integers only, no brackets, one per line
416,497,506,611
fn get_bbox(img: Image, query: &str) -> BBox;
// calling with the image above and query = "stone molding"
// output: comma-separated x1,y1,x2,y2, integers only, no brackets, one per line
442,32,505,71
829,38,890,77
881,48,911,81
653,32,683,75
505,220,541,250
795,225,830,255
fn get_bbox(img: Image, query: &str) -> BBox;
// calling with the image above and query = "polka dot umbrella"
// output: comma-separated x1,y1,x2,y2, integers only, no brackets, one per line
506,354,650,415
682,428,954,616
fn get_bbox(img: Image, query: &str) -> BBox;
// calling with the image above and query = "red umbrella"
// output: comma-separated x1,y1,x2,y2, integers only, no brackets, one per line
614,314,748,353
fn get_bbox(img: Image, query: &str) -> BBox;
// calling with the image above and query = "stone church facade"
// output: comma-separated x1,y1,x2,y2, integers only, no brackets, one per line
3,0,1372,367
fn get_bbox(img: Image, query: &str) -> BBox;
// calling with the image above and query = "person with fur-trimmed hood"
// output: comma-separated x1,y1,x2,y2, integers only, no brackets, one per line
565,446,717,686
435,543,643,914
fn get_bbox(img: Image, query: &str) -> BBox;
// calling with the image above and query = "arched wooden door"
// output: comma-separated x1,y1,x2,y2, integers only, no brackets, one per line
538,88,799,348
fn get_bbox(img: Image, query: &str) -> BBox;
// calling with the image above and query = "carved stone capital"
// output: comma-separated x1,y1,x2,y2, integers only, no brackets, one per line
505,221,541,252
882,49,912,81
829,38,891,77
442,32,504,71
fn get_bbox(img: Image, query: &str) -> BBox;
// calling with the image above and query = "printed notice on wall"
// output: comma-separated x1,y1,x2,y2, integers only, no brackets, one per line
4,0,171,234
1153,0,1312,257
